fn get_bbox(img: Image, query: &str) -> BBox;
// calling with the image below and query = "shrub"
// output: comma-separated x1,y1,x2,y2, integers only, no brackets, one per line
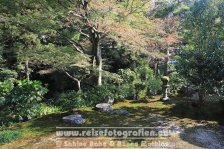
54,84,132,110
32,103,61,116
0,80,14,107
0,130,22,144
169,72,187,94
86,84,119,104
134,81,147,99
148,78,162,95
0,80,48,122
0,69,18,82
103,71,123,85
117,64,163,99
54,91,87,111
117,84,134,99
153,4,176,18
0,80,14,96
173,5,190,15
118,69,137,84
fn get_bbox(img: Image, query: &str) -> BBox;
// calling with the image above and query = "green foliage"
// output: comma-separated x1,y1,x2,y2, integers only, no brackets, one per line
0,80,48,122
53,83,139,110
153,3,177,18
118,69,137,83
116,84,134,99
54,84,124,110
0,130,22,144
118,68,142,99
118,62,161,99
177,0,224,98
134,81,147,99
54,91,88,111
32,103,61,116
173,5,190,15
0,80,14,96
0,69,18,81
148,78,162,95
169,72,187,94
86,85,118,104
136,63,154,80
0,80,14,109
103,71,123,85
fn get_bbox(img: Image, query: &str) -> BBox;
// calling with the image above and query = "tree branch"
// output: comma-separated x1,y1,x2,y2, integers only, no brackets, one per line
63,69,80,82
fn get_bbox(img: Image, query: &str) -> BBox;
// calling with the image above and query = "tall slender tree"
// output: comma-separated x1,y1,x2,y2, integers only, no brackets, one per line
177,0,224,102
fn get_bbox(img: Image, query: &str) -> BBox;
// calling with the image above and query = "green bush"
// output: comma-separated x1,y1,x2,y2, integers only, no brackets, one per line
0,80,14,107
0,69,18,82
117,84,134,99
53,65,161,110
148,78,162,95
134,81,147,99
54,91,87,111
0,80,48,122
169,72,187,95
0,130,22,144
118,69,137,83
0,80,14,96
117,64,162,99
173,5,190,15
86,85,119,103
32,103,61,116
54,84,131,110
153,4,176,18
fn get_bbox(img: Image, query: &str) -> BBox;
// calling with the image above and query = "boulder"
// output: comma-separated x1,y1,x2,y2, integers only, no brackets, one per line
111,109,131,115
95,103,113,112
62,114,85,124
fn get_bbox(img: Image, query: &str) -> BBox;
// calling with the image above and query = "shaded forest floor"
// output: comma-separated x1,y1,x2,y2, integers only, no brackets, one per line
1,96,224,149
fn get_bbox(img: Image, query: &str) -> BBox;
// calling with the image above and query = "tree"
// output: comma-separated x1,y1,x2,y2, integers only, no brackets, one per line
38,44,90,91
68,0,161,86
177,0,224,102
0,0,167,91
0,0,89,88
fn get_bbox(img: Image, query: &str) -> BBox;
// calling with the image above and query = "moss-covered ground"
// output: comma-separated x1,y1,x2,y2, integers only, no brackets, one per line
1,96,224,149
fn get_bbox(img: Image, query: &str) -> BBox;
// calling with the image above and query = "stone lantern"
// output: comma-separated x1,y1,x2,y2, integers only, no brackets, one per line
161,76,170,101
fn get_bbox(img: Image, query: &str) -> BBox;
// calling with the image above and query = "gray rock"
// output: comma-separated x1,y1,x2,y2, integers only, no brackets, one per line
111,109,131,115
62,114,85,124
106,96,114,105
96,103,113,112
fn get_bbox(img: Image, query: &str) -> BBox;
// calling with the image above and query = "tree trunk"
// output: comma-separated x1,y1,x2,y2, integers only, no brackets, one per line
77,80,81,91
97,43,102,86
91,29,102,86
25,59,30,81
154,62,158,77
164,49,169,76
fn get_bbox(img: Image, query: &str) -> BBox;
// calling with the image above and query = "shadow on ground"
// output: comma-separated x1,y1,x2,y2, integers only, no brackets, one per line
179,125,224,149
2,96,224,148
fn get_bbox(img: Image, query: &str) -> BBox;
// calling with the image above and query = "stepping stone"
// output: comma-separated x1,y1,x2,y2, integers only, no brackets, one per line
96,103,113,112
111,109,131,115
62,114,85,124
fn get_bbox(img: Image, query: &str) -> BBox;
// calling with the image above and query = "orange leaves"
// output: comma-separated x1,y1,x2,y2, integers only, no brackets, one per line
80,0,180,58
106,22,146,50
165,34,179,45
90,0,117,11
